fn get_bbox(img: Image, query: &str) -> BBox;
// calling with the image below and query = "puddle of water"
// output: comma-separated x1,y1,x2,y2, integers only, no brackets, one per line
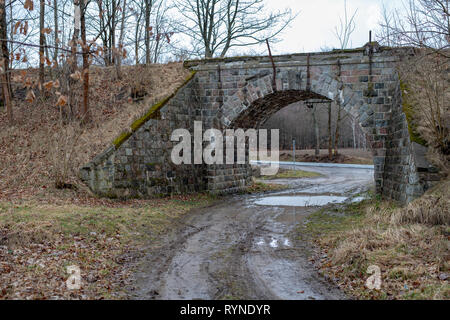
269,238,278,248
351,196,366,203
255,195,348,207
255,236,291,248
256,239,265,246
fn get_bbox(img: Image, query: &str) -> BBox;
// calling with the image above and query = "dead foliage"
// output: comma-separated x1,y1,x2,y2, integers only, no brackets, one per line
0,194,214,299
399,51,450,175
391,180,450,226
0,63,190,201
306,180,450,300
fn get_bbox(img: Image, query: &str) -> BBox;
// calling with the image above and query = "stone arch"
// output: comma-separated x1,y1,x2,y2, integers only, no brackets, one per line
216,72,373,139
205,70,381,195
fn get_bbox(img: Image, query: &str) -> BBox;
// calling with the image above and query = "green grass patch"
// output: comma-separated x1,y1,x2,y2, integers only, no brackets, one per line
239,181,288,194
298,199,369,239
400,81,427,146
261,169,321,180
0,194,215,245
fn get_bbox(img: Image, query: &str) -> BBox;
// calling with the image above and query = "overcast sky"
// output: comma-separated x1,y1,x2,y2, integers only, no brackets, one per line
262,0,404,54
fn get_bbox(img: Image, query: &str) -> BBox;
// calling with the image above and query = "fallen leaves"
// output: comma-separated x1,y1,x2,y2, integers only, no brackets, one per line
0,194,214,299
0,233,133,299
0,63,190,202
70,71,82,81
43,81,54,91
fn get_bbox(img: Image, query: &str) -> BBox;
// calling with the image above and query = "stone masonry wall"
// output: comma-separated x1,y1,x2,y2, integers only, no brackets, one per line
80,73,206,198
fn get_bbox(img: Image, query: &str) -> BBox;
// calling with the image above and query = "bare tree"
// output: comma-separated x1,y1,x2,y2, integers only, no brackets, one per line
327,102,332,158
144,0,151,64
0,0,12,123
333,0,357,49
306,104,321,156
175,0,296,58
330,0,357,156
115,0,127,78
39,0,45,84
377,0,449,172
53,0,59,62
377,0,450,56
377,3,394,47
80,0,89,121
399,51,449,172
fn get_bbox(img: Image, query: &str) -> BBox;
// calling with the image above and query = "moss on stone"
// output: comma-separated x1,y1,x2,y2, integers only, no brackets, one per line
400,81,427,146
113,131,132,148
110,70,197,149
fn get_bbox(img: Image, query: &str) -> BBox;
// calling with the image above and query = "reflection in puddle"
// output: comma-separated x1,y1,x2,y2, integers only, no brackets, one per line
256,239,265,246
255,236,291,248
269,238,278,248
255,195,348,207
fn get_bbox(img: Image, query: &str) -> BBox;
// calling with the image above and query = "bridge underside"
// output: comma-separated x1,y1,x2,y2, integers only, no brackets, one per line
80,45,439,204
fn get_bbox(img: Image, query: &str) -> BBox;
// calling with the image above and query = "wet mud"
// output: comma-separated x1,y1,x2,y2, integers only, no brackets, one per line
128,165,374,300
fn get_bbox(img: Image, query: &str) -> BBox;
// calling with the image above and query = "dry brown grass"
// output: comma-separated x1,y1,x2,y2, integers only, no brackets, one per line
0,63,190,201
306,180,450,299
391,180,450,226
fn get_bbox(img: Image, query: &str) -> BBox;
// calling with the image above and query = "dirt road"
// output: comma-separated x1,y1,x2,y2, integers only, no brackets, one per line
128,164,374,300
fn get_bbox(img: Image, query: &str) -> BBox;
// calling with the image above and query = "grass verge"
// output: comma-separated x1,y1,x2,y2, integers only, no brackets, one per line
298,182,449,300
260,169,321,180
239,181,288,194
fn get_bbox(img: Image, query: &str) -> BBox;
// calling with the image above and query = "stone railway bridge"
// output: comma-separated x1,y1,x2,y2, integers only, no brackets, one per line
80,43,437,203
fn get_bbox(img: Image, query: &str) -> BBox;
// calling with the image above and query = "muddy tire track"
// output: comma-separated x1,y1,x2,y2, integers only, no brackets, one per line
128,165,374,300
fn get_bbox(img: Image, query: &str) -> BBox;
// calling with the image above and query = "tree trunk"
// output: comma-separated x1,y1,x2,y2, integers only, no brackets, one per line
71,1,80,71
68,0,81,117
80,0,89,122
328,103,332,159
145,0,151,64
115,0,127,79
334,103,342,155
352,118,356,148
0,0,12,123
53,0,58,63
39,0,45,85
111,0,116,65
8,1,12,69
134,7,142,65
312,105,320,156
